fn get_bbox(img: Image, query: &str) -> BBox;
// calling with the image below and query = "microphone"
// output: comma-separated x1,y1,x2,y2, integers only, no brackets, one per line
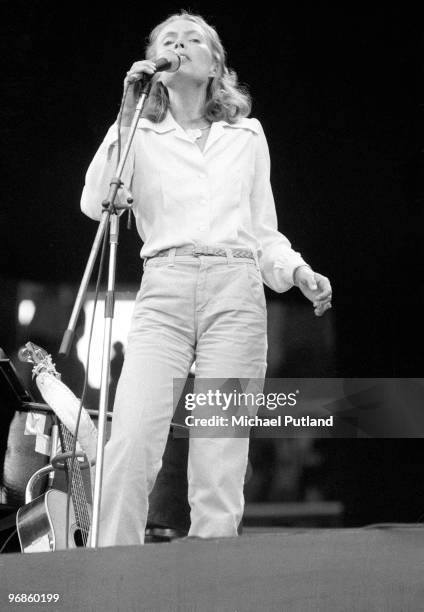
126,50,180,85
153,50,181,73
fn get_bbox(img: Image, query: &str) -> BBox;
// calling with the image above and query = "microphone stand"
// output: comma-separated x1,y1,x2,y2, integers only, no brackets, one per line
59,77,153,548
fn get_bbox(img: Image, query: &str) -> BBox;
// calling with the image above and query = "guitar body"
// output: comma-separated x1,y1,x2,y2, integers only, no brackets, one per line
16,342,93,553
16,490,91,552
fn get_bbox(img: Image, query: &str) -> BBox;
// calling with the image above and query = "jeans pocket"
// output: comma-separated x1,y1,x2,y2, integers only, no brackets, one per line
136,262,162,299
244,264,266,310
135,273,148,301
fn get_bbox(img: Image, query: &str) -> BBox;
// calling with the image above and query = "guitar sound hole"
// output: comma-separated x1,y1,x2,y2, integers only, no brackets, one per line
73,529,87,547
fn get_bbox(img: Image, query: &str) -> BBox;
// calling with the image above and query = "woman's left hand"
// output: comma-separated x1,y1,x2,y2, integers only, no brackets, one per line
294,266,332,317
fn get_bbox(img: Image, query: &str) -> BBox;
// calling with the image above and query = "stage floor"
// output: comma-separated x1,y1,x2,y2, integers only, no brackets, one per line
1,526,423,611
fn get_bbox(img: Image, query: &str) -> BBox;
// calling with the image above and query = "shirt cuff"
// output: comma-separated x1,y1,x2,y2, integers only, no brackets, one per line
292,264,313,286
261,249,309,293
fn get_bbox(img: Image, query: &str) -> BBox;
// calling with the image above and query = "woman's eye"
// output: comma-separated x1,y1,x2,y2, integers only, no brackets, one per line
190,38,201,43
163,40,173,46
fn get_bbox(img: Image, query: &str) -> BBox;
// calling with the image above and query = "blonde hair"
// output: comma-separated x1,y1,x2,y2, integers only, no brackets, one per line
142,11,251,123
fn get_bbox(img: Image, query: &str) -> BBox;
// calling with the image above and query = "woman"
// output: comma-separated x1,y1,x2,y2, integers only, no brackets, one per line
81,11,332,546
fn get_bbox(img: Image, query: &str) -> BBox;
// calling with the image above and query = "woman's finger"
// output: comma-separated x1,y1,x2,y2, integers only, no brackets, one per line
125,60,157,83
315,302,332,316
314,291,332,302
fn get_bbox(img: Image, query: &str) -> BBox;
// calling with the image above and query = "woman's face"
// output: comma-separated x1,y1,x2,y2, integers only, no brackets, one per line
155,18,216,86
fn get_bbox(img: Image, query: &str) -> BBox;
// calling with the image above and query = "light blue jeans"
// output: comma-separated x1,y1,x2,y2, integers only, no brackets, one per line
97,250,268,546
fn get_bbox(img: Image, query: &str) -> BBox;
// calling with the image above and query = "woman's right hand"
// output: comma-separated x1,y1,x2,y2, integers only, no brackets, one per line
124,60,157,87
121,60,157,124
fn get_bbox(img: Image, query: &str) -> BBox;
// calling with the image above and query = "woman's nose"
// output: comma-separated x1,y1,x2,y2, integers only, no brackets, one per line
174,41,185,49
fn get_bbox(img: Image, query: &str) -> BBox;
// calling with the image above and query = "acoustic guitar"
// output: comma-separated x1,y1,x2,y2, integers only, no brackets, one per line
16,343,91,552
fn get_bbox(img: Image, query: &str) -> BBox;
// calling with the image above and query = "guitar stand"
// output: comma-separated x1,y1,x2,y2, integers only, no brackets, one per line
24,452,91,505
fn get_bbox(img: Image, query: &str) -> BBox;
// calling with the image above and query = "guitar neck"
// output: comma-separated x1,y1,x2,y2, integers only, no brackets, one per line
58,423,91,534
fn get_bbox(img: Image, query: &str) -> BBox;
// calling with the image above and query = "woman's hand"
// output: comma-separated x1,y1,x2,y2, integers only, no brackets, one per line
120,60,158,125
124,60,157,86
294,266,332,317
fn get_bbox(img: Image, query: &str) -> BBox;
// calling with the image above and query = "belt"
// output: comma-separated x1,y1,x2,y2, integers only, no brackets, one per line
152,246,255,260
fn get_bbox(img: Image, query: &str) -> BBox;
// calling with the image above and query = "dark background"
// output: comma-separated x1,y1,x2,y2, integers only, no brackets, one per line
1,2,423,526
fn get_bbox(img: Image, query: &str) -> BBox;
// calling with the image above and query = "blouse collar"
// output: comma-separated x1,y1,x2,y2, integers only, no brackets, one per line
137,110,260,135
137,110,259,154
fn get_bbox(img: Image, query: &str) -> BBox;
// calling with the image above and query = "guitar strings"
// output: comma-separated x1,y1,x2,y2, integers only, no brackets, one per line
69,458,90,540
67,447,90,543
65,430,90,540
63,431,87,542
63,427,90,545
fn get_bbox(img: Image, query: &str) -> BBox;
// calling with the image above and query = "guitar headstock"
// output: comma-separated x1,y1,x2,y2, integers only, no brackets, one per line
18,342,60,379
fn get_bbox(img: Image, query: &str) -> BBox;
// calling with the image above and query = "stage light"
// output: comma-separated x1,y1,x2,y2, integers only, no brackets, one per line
18,300,36,326
76,293,135,389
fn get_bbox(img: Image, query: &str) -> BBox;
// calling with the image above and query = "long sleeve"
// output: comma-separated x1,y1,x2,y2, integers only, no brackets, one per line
250,120,309,293
81,125,135,220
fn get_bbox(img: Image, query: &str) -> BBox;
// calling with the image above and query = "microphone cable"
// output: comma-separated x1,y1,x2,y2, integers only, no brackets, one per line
0,528,18,554
64,190,111,549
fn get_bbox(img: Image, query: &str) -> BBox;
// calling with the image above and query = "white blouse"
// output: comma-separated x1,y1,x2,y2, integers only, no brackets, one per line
81,110,308,292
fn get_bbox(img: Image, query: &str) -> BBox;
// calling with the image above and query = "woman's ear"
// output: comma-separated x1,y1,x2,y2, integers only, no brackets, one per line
209,56,220,78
